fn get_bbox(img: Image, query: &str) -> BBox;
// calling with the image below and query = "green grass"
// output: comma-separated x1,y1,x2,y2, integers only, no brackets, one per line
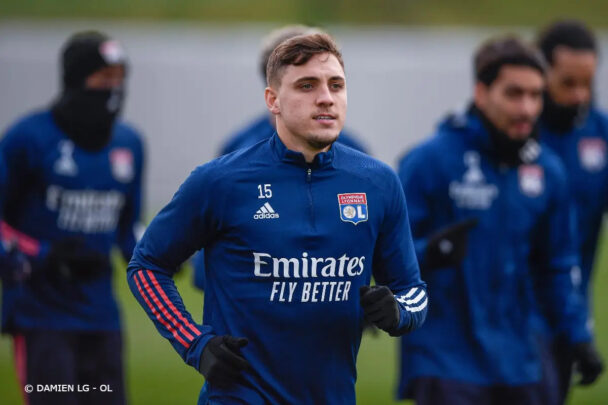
1,228,607,404
1,0,608,28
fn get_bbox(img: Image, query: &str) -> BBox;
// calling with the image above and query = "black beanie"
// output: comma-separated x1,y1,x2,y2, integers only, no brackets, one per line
61,31,127,88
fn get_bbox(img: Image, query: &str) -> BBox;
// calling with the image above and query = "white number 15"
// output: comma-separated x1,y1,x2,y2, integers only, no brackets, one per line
257,184,272,199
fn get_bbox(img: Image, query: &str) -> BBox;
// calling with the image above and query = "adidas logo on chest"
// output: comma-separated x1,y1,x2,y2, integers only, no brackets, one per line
253,202,280,220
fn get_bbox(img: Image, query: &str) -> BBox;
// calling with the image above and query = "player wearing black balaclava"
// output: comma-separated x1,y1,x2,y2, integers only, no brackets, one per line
52,31,127,151
0,31,144,405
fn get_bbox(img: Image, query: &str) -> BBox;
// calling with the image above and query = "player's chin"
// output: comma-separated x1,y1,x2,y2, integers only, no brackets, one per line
307,132,339,150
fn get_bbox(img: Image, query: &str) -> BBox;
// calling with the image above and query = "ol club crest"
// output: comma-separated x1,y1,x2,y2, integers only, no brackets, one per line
338,193,368,225
578,138,606,173
110,148,134,183
518,164,544,197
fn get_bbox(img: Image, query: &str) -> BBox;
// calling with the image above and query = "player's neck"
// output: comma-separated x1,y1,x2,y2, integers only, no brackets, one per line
276,126,330,164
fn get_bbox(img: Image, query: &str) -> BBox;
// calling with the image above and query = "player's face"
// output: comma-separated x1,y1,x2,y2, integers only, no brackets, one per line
475,65,544,141
85,65,126,90
265,52,346,153
547,47,597,107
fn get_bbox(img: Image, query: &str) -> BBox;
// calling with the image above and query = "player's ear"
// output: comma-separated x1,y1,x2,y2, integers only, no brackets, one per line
265,87,280,115
474,81,488,110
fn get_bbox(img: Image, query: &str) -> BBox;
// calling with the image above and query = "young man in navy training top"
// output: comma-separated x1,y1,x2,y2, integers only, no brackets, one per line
128,32,426,404
192,25,368,291
396,36,600,405
535,20,605,404
0,31,145,405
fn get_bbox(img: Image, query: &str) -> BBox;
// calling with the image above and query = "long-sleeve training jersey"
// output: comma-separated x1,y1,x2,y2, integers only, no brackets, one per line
191,114,370,291
128,134,426,405
539,106,608,317
0,109,144,332
396,109,590,396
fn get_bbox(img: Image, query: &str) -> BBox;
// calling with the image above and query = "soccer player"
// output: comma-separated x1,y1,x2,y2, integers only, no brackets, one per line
0,31,144,405
536,20,605,403
192,25,369,291
128,33,426,404
218,25,368,156
396,37,598,404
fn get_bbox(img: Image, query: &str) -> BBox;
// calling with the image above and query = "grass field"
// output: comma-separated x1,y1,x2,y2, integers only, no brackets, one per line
0,228,607,404
1,0,608,28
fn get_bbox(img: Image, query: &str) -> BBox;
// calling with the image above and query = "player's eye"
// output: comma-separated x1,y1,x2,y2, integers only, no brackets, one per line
562,77,576,88
299,83,314,90
504,87,523,99
331,82,345,90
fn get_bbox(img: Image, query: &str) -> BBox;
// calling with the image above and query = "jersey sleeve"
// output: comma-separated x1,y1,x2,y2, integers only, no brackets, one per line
0,156,7,261
372,169,427,336
1,120,37,226
127,163,222,372
116,133,145,261
0,120,51,262
534,161,592,344
192,250,206,291
397,145,437,269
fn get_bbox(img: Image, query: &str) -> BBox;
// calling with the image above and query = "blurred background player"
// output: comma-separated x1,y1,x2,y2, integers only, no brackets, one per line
396,36,598,404
536,20,606,403
0,31,145,405
192,24,369,291
127,32,426,404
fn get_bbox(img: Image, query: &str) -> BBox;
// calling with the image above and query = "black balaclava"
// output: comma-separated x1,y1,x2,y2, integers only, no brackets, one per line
541,92,589,133
471,104,540,166
51,31,128,151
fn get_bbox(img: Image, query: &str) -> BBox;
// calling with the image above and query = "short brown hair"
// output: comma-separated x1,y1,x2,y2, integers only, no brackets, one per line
474,36,546,86
259,25,321,82
266,33,344,87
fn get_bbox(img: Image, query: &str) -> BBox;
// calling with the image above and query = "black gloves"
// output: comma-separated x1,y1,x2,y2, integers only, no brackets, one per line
0,242,31,283
199,335,251,388
47,237,109,282
360,285,400,335
424,218,478,271
572,342,604,386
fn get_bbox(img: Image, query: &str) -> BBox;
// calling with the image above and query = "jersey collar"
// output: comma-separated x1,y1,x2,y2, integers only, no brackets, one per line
269,132,335,169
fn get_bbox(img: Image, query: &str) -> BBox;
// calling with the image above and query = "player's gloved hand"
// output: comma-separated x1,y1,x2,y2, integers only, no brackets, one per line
0,241,31,283
424,218,479,271
47,237,109,282
360,285,399,334
572,342,604,385
199,335,251,388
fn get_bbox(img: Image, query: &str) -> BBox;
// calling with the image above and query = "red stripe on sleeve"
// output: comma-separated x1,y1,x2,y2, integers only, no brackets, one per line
1,221,40,256
139,271,197,342
134,271,190,348
13,334,30,405
146,270,202,337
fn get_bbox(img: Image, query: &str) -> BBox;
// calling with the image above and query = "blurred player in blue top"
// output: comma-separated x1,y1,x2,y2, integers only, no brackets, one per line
0,31,145,405
128,32,426,404
193,25,368,291
536,20,606,403
397,36,599,405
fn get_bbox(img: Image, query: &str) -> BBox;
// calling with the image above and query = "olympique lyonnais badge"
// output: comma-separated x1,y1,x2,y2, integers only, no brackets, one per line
338,193,368,225
578,138,606,173
99,40,126,65
110,148,134,183
518,164,544,197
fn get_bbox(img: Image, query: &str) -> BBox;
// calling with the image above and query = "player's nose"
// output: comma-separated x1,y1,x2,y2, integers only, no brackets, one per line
316,84,334,106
